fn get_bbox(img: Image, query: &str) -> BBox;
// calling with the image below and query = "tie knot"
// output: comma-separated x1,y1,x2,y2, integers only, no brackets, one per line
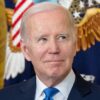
43,87,59,99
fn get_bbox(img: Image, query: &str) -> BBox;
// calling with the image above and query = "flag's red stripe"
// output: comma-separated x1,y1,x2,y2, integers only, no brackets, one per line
14,0,26,13
12,3,33,28
12,0,34,47
12,29,20,40
16,42,21,47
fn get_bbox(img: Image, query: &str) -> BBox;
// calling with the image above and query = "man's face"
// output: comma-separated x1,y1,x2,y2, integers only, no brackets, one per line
22,8,76,82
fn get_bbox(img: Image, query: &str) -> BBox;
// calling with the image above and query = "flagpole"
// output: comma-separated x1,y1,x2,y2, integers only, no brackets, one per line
0,0,7,89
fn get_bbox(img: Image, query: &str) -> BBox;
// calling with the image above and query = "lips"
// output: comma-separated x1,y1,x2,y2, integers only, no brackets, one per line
44,60,64,63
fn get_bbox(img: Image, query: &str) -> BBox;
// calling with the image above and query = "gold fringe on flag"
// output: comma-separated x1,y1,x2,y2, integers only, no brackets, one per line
0,0,7,89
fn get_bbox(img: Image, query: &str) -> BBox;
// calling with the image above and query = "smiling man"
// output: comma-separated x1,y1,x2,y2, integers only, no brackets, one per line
0,2,100,100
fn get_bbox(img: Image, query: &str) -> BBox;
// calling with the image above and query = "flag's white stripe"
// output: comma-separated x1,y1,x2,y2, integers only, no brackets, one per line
12,1,32,23
13,34,21,46
12,19,21,37
15,0,22,6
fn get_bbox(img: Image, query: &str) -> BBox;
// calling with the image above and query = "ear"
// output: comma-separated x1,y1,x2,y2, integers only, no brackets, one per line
20,39,31,61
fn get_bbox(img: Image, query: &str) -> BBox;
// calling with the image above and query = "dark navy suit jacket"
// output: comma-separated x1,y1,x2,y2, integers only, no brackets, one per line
0,71,100,100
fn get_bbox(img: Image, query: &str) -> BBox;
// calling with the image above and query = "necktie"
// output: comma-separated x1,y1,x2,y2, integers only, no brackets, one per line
43,87,59,100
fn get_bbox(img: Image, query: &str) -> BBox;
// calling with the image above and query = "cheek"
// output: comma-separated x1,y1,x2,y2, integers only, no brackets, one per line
62,44,76,58
36,44,50,58
29,45,47,62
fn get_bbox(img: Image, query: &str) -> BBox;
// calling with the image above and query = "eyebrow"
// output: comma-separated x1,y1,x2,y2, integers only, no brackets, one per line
33,33,49,40
34,32,70,39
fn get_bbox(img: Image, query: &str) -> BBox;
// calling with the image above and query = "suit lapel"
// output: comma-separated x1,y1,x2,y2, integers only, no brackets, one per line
68,70,92,100
19,76,36,100
16,70,92,100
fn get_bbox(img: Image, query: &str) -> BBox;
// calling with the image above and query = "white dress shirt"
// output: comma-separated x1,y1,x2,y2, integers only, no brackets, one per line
35,69,75,100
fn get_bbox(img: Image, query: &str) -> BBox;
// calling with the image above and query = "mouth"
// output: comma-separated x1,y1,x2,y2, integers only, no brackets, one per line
44,60,64,63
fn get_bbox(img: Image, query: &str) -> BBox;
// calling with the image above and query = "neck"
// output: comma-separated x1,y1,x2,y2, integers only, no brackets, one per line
37,69,71,87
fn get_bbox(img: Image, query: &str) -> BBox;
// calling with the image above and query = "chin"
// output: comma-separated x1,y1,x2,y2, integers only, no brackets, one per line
49,69,65,77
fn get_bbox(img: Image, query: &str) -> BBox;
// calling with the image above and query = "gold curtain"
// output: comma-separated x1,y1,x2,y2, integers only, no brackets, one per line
0,0,7,89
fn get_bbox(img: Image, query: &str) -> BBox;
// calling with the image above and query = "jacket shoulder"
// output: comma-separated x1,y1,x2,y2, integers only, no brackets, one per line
0,76,36,100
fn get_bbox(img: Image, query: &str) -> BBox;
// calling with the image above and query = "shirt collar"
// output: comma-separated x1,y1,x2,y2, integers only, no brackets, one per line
35,69,75,99
55,69,75,98
35,76,47,99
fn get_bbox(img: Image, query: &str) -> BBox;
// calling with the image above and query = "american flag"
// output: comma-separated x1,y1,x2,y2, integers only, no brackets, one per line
11,0,34,48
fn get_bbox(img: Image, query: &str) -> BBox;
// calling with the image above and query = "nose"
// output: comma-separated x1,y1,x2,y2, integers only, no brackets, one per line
48,40,60,54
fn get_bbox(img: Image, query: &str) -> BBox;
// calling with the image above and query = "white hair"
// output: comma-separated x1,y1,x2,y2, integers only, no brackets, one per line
20,2,77,42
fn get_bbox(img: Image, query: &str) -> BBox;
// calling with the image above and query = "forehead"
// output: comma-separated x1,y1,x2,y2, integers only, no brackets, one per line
27,7,69,24
26,8,71,36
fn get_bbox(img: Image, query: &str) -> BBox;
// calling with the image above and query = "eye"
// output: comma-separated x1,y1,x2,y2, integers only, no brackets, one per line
38,37,48,43
59,35,67,40
58,35,69,41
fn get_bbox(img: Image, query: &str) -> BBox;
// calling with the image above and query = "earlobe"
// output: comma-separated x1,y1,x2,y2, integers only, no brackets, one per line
20,40,31,61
